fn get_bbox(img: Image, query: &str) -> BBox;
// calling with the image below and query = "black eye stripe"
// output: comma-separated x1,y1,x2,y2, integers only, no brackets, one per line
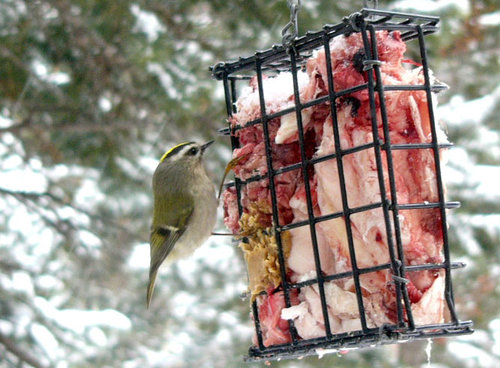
187,147,199,156
166,142,194,159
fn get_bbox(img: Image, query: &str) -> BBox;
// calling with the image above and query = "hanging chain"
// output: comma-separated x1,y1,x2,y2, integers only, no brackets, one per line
281,0,301,49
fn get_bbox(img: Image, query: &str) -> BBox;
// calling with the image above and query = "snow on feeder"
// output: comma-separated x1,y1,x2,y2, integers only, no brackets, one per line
211,3,473,362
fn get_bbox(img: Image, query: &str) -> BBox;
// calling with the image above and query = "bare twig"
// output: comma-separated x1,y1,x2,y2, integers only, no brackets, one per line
0,188,148,243
0,332,48,368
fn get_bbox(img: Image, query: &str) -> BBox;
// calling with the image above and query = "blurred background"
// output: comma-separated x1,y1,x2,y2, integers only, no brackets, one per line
0,0,498,367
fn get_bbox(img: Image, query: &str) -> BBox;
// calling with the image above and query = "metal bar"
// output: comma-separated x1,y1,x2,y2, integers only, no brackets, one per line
214,8,470,362
211,9,440,80
398,201,460,210
359,22,407,327
227,82,370,135
360,8,440,23
246,320,473,362
251,298,265,350
254,58,298,343
322,30,369,332
389,142,453,150
225,76,245,217
383,84,448,93
225,73,261,348
280,201,381,231
290,261,466,290
289,49,333,338
367,24,415,329
277,200,460,232
370,23,439,33
416,25,458,323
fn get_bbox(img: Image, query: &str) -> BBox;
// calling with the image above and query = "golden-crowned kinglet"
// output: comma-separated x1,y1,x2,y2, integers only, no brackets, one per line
147,141,217,308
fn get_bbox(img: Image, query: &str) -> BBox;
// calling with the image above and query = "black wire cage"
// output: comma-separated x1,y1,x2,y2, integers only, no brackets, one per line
212,8,473,362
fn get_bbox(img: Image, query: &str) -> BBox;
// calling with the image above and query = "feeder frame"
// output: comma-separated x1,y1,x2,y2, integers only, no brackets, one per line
211,8,473,362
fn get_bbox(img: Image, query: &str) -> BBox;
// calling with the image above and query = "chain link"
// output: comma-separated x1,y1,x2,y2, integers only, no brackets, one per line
281,0,301,49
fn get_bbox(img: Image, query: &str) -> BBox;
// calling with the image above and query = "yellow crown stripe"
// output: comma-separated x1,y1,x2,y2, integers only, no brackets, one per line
159,142,193,162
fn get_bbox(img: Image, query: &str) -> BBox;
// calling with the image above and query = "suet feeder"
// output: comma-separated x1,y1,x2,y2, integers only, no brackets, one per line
212,3,473,362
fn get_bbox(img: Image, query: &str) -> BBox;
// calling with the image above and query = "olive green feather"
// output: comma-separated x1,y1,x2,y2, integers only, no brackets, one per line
147,191,194,308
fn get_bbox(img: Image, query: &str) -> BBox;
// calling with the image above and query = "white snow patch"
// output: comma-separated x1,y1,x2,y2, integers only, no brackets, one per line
438,87,500,127
0,114,13,128
128,242,150,270
34,297,131,333
9,271,34,296
479,11,500,26
37,274,64,291
0,167,48,193
74,178,105,210
88,326,108,346
31,60,70,85
78,229,102,249
130,4,166,42
147,63,179,99
98,97,112,112
394,0,469,13
171,291,197,319
468,165,500,198
31,323,61,358
491,319,500,356
0,320,14,334
138,155,158,174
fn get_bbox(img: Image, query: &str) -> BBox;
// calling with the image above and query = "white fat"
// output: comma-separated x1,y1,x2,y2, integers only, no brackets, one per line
237,71,309,113
412,273,445,325
281,302,308,320
276,108,313,144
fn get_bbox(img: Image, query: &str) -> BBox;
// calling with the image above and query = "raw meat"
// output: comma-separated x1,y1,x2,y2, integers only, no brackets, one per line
223,30,447,347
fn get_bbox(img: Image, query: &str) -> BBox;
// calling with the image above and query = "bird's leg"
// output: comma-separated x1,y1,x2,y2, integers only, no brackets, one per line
211,229,257,238
211,231,234,236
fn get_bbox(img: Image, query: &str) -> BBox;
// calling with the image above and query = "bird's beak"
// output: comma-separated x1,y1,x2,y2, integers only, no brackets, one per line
200,140,214,153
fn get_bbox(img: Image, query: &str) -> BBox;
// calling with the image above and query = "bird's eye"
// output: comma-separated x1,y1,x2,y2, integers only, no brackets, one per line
188,147,198,156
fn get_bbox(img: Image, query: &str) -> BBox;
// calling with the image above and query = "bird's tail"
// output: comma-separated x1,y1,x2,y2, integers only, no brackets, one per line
146,269,158,309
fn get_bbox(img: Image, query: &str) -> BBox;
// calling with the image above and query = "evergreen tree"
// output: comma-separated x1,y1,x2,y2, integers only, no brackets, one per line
0,1,498,367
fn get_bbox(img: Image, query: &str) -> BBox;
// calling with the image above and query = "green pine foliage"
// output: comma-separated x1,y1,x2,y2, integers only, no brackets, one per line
0,1,498,367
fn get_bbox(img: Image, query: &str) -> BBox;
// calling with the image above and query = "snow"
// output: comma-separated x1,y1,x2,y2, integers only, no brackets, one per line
0,165,48,193
77,229,102,249
37,274,64,291
130,4,166,42
34,297,132,333
128,242,150,269
0,115,13,128
449,334,500,368
1,8,499,363
438,86,500,127
147,63,180,99
468,165,500,198
237,70,309,113
490,319,500,356
31,323,61,358
98,96,112,112
10,271,35,296
394,0,469,13
31,59,70,85
479,11,500,26
74,176,105,209
87,326,108,346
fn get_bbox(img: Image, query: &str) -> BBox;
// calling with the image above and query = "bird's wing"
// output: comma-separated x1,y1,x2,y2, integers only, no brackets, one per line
150,204,193,269
147,202,193,308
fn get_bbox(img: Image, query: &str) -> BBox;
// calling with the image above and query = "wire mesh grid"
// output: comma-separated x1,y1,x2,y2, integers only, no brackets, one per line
212,8,473,362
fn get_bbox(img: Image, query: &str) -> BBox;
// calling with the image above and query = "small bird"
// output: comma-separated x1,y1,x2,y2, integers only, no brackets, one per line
147,141,217,308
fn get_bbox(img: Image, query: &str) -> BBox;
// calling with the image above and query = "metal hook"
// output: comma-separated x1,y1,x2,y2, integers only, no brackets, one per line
281,0,301,50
